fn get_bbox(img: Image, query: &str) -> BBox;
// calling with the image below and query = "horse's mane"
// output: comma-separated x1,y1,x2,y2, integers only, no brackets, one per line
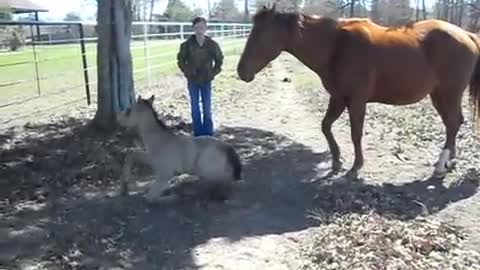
139,99,170,131
252,8,302,28
252,8,336,31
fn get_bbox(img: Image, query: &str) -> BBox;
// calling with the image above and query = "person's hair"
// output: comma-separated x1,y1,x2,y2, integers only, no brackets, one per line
192,17,207,26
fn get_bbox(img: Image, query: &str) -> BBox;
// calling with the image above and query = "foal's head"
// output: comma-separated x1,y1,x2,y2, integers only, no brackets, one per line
117,95,168,130
237,5,301,82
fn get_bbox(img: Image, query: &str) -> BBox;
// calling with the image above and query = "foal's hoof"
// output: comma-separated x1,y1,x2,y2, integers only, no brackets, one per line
144,194,179,205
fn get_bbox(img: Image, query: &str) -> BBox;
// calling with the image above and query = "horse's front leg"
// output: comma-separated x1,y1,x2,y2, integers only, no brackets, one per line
120,149,150,196
321,97,347,175
345,101,367,180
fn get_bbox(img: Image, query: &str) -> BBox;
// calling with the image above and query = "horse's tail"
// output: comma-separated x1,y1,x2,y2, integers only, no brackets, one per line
225,145,242,181
468,33,480,131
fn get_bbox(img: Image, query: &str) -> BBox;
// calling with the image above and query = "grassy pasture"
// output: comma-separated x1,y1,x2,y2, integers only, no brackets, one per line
0,37,247,125
0,38,246,103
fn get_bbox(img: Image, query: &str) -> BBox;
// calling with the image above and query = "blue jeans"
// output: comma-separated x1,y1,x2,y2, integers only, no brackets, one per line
188,80,213,136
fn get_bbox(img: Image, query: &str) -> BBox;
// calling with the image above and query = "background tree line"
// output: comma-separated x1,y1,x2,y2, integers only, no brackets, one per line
106,0,480,32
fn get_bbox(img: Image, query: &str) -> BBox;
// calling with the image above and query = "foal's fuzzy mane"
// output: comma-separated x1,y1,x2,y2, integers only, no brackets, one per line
139,99,171,131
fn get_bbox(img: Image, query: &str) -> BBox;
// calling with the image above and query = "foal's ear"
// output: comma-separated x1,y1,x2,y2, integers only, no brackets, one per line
147,95,155,104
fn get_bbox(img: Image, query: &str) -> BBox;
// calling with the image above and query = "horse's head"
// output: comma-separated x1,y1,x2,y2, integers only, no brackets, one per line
117,95,155,129
237,5,299,82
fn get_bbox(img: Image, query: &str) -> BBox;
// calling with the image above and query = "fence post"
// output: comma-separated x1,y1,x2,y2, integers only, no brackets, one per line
29,25,41,96
79,23,91,105
143,22,151,86
180,24,184,39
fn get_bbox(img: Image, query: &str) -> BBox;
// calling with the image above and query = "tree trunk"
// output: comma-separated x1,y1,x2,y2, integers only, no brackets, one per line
244,0,249,21
457,0,464,26
443,0,449,21
350,0,355,17
149,0,155,21
370,0,379,22
93,0,135,132
422,0,427,19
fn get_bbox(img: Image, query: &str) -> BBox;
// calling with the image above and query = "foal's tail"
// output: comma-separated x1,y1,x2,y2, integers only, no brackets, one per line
469,34,480,132
226,145,242,181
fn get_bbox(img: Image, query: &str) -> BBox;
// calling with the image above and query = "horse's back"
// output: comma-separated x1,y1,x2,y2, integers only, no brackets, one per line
414,19,480,91
333,17,480,104
333,18,434,103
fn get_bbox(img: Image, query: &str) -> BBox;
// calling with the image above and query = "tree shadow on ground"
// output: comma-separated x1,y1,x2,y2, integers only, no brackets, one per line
0,119,478,269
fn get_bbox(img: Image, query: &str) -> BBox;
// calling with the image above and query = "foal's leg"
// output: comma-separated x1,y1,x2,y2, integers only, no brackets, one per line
430,89,464,178
322,97,347,173
345,101,367,180
144,170,177,203
120,149,149,196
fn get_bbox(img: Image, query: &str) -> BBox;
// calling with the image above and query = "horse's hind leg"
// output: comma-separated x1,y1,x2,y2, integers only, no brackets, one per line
345,101,367,180
321,97,347,174
430,88,464,178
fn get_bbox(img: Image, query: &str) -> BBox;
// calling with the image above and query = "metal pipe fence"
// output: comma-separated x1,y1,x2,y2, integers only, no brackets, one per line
0,20,252,116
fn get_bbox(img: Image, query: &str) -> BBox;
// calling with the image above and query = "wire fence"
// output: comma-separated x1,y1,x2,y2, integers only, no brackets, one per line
0,20,251,126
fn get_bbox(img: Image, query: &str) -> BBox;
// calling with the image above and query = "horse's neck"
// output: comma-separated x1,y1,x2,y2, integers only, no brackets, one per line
137,118,173,151
287,18,338,78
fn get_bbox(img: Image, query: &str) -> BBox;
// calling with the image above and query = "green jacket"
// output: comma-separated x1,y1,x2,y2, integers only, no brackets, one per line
177,35,224,84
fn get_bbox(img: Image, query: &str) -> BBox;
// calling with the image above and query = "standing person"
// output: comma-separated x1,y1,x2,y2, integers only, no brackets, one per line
177,17,224,137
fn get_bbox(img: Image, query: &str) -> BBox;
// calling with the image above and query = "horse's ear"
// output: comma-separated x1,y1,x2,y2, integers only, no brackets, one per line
147,95,155,104
271,2,276,12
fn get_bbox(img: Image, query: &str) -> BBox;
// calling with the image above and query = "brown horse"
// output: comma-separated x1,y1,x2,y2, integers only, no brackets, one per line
237,6,480,180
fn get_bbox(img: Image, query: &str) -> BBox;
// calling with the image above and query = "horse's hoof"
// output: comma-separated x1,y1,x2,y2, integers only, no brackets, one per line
344,170,359,181
432,165,448,179
433,158,456,179
332,160,343,173
446,159,457,170
319,169,341,180
432,170,447,179
120,187,128,196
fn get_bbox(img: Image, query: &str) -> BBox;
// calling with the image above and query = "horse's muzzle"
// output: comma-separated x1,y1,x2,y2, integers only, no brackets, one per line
238,73,254,82
237,62,255,82
237,70,254,82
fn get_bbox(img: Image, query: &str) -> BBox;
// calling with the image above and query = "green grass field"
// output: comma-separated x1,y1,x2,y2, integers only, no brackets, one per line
0,37,247,107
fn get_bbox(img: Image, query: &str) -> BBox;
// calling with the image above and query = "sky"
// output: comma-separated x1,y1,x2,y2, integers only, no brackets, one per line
31,0,437,21
31,0,215,21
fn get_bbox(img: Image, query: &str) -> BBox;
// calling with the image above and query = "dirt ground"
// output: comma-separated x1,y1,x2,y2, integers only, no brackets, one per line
1,53,480,270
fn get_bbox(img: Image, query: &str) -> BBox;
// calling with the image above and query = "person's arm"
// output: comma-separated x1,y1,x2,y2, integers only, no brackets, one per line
177,42,190,76
212,41,224,76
